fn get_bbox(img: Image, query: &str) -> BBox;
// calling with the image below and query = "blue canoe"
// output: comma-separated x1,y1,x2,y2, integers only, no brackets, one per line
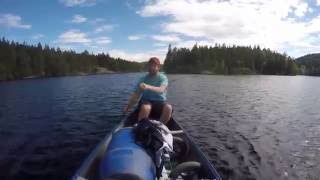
72,110,222,180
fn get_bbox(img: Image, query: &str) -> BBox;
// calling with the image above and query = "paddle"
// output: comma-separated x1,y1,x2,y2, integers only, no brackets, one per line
119,111,127,122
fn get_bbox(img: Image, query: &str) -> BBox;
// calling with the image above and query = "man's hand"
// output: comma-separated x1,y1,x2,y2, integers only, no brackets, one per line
139,83,150,90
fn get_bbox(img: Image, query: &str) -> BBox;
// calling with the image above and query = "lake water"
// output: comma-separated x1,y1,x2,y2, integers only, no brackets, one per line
0,74,319,180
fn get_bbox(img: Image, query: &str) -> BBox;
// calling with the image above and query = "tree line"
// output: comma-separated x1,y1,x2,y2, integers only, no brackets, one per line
0,37,144,81
163,44,300,75
295,53,320,76
2,37,318,81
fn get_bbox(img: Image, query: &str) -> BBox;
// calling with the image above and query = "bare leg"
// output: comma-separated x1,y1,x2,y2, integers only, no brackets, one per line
160,103,172,124
138,103,152,121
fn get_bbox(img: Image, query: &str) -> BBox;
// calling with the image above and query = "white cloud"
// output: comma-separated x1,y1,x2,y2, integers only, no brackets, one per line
56,44,76,51
95,24,115,33
109,48,167,62
55,30,113,53
294,2,309,17
32,34,44,40
57,29,91,44
60,0,96,7
95,36,112,44
128,35,144,40
151,34,181,42
138,0,320,57
71,14,87,23
175,40,215,49
0,14,31,29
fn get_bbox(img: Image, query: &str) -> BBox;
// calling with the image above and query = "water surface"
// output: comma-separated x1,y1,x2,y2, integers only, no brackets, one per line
0,74,319,180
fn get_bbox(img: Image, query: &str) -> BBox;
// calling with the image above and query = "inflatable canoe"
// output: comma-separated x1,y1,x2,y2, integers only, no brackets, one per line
72,110,222,180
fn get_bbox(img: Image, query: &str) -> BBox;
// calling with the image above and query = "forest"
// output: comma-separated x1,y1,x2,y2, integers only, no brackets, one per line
2,38,319,81
295,53,320,76
0,37,144,81
163,44,300,75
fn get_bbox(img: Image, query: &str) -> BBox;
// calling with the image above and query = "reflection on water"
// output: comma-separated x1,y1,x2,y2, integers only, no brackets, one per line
0,74,319,179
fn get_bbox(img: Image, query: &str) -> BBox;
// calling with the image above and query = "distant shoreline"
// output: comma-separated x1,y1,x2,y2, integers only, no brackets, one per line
0,71,143,82
0,38,145,81
2,71,317,83
165,72,299,76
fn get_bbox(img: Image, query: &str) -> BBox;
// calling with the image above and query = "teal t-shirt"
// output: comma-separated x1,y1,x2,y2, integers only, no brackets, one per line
135,73,168,102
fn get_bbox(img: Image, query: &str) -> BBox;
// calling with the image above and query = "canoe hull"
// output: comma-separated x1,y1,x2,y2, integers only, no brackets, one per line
72,110,222,180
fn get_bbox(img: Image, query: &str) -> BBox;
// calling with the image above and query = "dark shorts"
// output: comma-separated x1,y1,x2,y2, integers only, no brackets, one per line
138,99,169,119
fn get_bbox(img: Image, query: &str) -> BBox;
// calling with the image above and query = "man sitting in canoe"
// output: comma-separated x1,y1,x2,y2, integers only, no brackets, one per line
124,57,172,124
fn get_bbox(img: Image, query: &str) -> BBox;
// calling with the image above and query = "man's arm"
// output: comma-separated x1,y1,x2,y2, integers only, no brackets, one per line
140,74,168,93
141,83,167,93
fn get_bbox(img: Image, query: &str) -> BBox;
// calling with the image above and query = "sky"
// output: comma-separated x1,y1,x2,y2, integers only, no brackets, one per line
1,0,320,62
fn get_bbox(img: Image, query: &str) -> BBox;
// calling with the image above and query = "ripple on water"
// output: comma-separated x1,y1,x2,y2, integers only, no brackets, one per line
169,75,320,180
1,74,320,180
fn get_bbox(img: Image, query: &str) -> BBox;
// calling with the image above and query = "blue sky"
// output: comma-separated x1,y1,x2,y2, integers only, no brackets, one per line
1,0,320,62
